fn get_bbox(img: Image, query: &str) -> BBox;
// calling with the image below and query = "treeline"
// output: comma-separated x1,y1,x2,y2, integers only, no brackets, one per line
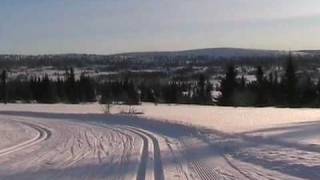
2,68,96,104
0,68,213,105
2,54,320,107
81,74,212,105
2,53,319,70
217,54,320,107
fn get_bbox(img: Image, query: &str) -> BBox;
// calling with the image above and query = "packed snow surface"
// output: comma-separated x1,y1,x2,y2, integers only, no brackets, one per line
0,103,320,179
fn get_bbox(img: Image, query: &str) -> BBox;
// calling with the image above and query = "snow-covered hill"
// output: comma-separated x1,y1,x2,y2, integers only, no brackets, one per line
116,47,308,58
1,47,316,61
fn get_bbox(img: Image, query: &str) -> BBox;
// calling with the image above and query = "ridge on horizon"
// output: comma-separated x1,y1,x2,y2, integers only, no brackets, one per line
1,47,315,56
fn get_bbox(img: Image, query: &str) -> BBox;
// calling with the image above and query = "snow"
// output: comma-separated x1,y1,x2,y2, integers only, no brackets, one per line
0,103,320,179
134,103,320,133
3,103,320,134
0,119,37,150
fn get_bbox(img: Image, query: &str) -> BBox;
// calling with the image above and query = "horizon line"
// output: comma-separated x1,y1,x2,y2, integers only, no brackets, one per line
0,46,315,56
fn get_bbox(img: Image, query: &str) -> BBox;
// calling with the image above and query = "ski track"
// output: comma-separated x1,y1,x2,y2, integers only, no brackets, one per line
126,128,150,180
126,127,165,180
0,113,313,180
0,121,51,157
190,160,220,180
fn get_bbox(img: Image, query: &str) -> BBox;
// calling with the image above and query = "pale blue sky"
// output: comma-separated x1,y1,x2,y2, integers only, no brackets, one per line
1,0,320,54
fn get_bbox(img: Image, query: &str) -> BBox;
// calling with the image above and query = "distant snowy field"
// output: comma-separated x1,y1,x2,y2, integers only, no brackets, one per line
1,103,320,132
2,103,320,145
1,103,320,179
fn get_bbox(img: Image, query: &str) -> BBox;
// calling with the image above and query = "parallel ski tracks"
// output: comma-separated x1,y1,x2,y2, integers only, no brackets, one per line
0,118,259,180
125,127,164,180
0,121,51,157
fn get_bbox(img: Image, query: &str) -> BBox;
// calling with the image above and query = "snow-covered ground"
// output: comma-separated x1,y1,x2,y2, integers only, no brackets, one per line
3,103,320,134
0,103,320,179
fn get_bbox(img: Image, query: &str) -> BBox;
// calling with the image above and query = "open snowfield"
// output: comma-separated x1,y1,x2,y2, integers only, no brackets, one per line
1,103,320,179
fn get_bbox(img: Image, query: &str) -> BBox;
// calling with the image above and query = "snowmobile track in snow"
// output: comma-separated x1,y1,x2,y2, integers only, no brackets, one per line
0,121,51,157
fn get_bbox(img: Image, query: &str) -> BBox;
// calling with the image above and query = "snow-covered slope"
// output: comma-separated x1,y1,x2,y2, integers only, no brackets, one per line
2,103,317,133
0,103,320,179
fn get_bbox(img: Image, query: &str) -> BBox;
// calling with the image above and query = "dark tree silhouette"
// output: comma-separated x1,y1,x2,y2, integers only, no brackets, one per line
79,73,96,102
299,75,317,106
1,70,7,104
217,65,237,106
256,66,264,84
193,74,213,104
255,66,267,106
65,68,78,103
282,53,297,106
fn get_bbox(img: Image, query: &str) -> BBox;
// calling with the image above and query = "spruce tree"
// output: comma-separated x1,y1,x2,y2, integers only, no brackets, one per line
56,76,66,102
217,65,237,106
255,66,266,106
300,75,316,106
65,68,78,103
40,74,57,103
79,73,96,102
283,53,297,106
194,74,212,104
256,66,264,85
1,70,7,104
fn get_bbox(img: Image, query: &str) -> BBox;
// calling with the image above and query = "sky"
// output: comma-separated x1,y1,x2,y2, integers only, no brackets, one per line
1,0,320,54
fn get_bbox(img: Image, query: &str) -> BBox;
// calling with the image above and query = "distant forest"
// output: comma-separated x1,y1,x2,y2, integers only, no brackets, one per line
1,53,320,107
0,67,212,105
0,53,317,69
217,55,320,107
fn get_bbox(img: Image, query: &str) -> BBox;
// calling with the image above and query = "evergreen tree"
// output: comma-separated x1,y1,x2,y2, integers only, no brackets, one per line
256,66,264,84
100,82,113,104
217,65,237,106
163,82,178,103
1,70,7,104
56,76,66,102
39,74,57,103
282,53,297,106
65,68,78,103
255,66,266,106
316,79,320,105
240,75,246,89
126,81,140,105
299,75,316,106
193,74,212,104
79,73,96,102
